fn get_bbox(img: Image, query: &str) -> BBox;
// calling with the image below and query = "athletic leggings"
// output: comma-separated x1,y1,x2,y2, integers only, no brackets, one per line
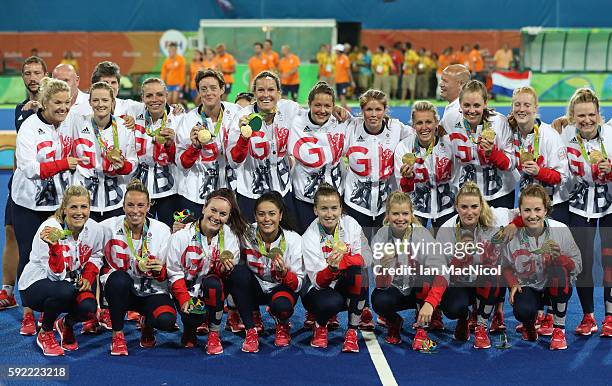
513,266,573,328
104,270,176,332
343,206,385,241
416,211,456,237
178,274,226,333
20,279,97,332
229,264,297,328
302,266,367,329
13,204,54,280
440,277,505,322
150,194,180,228
487,190,516,210
570,213,612,315
292,197,317,235
89,208,124,223
371,283,433,323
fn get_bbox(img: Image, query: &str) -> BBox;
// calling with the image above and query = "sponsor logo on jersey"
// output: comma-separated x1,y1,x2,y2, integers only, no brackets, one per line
116,228,124,236
303,126,312,132
357,135,365,142
137,114,144,120
38,128,45,135
454,122,462,129
569,137,578,144
17,115,23,121
82,127,90,134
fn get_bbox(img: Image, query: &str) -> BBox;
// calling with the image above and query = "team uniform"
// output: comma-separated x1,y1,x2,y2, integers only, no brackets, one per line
176,102,241,215
70,115,137,219
344,117,411,228
18,218,104,354
446,112,519,208
503,219,582,348
131,105,182,226
288,111,349,233
227,99,302,222
71,90,93,117
394,133,457,229
114,98,143,118
561,123,612,328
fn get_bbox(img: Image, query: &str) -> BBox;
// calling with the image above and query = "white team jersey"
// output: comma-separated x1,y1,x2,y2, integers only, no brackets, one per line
562,123,612,218
436,207,513,283
132,106,181,199
503,219,581,290
242,226,305,293
166,223,240,298
227,99,302,199
70,90,93,117
100,216,171,296
12,113,73,211
447,111,519,201
371,225,447,295
440,98,461,133
114,98,143,118
394,133,456,219
70,114,137,212
302,215,363,291
344,117,412,217
288,111,348,203
513,121,570,205
19,217,104,290
175,102,240,204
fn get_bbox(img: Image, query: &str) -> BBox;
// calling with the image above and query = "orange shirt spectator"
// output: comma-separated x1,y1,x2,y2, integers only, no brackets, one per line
264,50,279,70
335,53,351,84
214,44,236,86
161,53,186,87
279,52,300,86
437,52,453,74
469,46,484,73
248,54,273,83
494,44,513,70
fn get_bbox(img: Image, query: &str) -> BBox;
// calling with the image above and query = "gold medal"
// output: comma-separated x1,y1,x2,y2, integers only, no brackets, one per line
240,124,253,138
332,240,348,254
269,247,283,260
198,128,212,143
481,128,496,142
220,250,234,263
589,149,605,164
520,150,535,164
137,259,149,273
155,134,166,145
107,147,122,163
48,228,70,243
402,152,416,166
540,239,558,255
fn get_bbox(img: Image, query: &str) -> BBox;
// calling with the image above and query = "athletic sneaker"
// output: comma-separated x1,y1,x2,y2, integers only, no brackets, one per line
377,315,388,329
468,309,478,332
303,311,316,329
253,311,264,333
473,325,491,349
126,310,140,322
99,309,112,331
20,313,37,336
36,331,64,356
537,314,554,336
181,329,197,348
358,307,375,331
327,314,340,330
196,320,209,335
342,328,359,353
111,332,128,356
242,328,259,353
489,312,506,333
412,328,429,351
0,289,17,310
601,315,612,337
311,324,328,348
550,328,567,350
225,309,245,332
81,317,100,335
575,314,598,335
206,331,223,355
274,322,291,347
454,318,470,341
521,322,538,341
139,317,156,348
429,308,444,331
385,317,403,345
55,316,78,351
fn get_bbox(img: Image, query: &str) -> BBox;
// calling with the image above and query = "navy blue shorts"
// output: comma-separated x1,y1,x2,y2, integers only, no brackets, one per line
5,175,13,226
336,82,350,97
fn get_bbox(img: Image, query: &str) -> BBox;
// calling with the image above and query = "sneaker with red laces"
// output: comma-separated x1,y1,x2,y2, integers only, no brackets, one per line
473,325,491,349
274,322,291,347
327,314,340,330
412,328,429,351
454,318,470,341
196,320,209,335
521,322,538,341
358,307,375,331
377,315,388,329
37,330,64,356
253,311,264,333
55,317,78,351
385,317,403,345
242,328,259,353
20,313,37,336
110,332,128,356
489,312,506,333
126,310,140,322
601,316,612,337
537,314,554,336
303,311,316,329
342,328,359,353
139,317,156,348
99,309,112,331
206,331,223,355
428,308,444,331
575,314,598,336
468,309,478,332
0,289,17,310
225,309,245,333
550,328,567,350
181,329,197,348
311,324,328,348
81,317,100,335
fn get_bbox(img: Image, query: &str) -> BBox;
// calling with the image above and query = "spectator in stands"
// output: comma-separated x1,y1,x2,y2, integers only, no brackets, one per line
371,45,394,98
494,43,513,71
279,45,300,102
415,48,434,99
248,42,273,86
401,42,419,102
436,47,453,99
263,39,280,72
348,45,361,97
60,51,79,73
356,46,372,96
334,44,354,110
455,44,470,67
189,50,208,105
161,42,186,106
317,44,334,85
468,43,485,83
214,43,236,101
390,42,404,99
429,52,439,99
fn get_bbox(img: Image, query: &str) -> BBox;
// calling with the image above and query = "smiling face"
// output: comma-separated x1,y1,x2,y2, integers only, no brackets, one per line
386,202,412,234
123,191,150,231
89,88,114,120
362,100,386,131
63,195,90,231
412,110,438,146
198,76,223,110
142,82,167,117
519,195,547,233
460,91,486,127
309,93,334,125
573,102,600,139
254,77,280,113
42,91,71,126
255,200,282,238
440,70,462,102
200,197,231,236
512,92,538,128
456,194,481,228
314,194,342,233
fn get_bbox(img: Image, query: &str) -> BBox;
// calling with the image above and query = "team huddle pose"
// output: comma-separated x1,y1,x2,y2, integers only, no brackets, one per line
6,56,612,358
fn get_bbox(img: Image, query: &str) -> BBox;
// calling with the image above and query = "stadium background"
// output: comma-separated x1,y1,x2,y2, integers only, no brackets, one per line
0,1,610,384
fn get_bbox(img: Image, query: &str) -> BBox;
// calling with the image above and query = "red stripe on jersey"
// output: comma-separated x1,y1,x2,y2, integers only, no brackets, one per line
449,132,468,142
567,147,581,157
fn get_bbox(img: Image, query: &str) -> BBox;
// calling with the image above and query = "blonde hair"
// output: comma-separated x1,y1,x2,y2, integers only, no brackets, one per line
38,77,70,108
566,87,602,125
455,181,494,228
251,70,281,93
89,81,115,103
384,191,422,227
54,185,90,223
141,77,167,93
359,89,388,111
411,100,440,122
508,86,539,131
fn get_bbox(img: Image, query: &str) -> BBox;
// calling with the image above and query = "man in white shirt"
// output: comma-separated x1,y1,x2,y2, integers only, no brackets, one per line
439,64,470,133
52,63,92,116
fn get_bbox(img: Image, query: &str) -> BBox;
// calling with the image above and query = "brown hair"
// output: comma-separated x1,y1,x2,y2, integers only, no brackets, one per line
91,61,121,84
255,191,298,233
313,183,342,208
204,188,249,243
195,68,226,90
22,56,48,74
308,81,336,105
519,184,552,216
89,81,115,103
251,70,281,93
125,179,150,202
459,80,495,122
